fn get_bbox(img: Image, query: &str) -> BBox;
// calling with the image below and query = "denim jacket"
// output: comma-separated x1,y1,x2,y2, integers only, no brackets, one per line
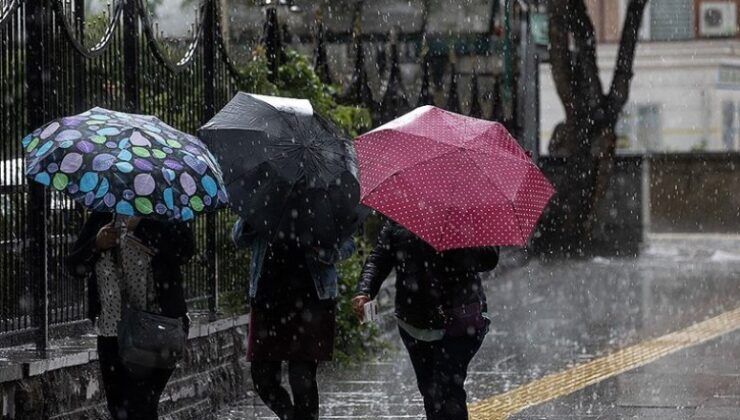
231,218,355,300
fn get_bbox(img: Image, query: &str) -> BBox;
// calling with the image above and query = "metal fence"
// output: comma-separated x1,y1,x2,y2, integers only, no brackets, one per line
1,0,521,351
0,0,249,350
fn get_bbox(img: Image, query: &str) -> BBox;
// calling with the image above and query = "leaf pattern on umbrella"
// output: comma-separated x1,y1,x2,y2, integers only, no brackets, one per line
22,107,228,221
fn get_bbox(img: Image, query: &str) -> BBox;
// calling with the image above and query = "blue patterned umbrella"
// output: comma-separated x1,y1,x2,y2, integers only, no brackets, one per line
21,107,228,221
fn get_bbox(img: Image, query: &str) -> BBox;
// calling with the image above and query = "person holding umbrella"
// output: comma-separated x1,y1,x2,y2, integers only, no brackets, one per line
22,107,229,420
201,93,365,420
67,214,194,420
353,221,498,420
232,214,355,420
351,106,555,420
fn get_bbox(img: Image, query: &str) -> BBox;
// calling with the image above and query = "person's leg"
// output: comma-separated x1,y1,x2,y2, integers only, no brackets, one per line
428,331,486,420
126,367,174,420
399,327,440,417
251,361,294,420
288,360,319,420
97,337,129,420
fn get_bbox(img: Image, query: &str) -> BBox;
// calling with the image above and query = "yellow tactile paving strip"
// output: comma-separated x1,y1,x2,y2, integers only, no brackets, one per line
469,306,740,420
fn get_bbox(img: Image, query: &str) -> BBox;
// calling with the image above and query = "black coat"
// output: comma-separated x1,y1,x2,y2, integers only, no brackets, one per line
65,212,195,331
357,221,499,329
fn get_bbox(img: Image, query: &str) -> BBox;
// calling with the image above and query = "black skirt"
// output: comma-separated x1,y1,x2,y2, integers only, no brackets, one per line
247,241,336,362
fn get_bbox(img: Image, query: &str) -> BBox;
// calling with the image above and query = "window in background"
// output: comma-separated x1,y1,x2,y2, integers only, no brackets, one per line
722,101,738,150
648,0,694,41
637,105,662,151
736,102,740,150
616,104,662,153
615,107,634,150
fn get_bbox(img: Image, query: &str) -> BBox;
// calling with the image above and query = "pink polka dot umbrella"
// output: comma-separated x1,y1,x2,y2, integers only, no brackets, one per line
355,105,555,251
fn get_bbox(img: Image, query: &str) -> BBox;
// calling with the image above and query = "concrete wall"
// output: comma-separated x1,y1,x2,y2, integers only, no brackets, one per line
0,316,249,420
537,156,644,257
535,153,739,248
648,153,740,233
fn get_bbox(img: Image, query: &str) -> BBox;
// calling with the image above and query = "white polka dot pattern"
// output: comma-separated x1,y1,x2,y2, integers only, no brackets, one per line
94,234,154,337
355,106,555,251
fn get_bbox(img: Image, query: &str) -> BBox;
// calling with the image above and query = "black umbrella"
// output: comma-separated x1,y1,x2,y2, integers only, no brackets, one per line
199,92,367,247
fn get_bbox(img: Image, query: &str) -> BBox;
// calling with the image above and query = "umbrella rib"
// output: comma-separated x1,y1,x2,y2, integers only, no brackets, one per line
361,146,460,199
466,129,533,163
460,148,528,245
304,153,332,184
437,193,459,251
464,148,532,201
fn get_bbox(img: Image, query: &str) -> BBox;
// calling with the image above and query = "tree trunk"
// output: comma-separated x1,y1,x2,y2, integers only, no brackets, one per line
533,0,649,256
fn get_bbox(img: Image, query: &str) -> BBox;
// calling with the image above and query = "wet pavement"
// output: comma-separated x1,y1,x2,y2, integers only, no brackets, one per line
217,234,740,419
510,329,740,419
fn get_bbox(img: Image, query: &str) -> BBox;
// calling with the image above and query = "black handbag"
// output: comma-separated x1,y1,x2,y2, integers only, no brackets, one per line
117,307,186,370
114,229,186,371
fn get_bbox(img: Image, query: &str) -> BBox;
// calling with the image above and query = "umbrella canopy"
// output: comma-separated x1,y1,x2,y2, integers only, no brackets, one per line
22,107,228,221
199,92,365,246
355,105,554,251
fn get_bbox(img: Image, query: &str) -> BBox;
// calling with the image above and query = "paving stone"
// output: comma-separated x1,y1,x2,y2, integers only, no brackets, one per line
218,236,740,419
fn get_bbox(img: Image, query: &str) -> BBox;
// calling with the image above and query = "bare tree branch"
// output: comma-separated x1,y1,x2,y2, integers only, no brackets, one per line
606,0,649,122
569,0,604,106
548,0,579,123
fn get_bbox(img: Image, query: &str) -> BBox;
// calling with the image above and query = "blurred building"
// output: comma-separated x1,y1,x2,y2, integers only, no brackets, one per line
539,0,740,154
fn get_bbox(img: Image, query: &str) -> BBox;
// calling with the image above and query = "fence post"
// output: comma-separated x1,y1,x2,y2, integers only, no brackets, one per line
502,0,513,121
123,0,139,112
313,15,332,85
469,73,483,118
262,7,281,83
445,61,461,114
25,0,50,355
73,0,86,112
203,0,218,318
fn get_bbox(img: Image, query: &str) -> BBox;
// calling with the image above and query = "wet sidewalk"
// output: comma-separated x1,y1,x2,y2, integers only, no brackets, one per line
217,234,740,419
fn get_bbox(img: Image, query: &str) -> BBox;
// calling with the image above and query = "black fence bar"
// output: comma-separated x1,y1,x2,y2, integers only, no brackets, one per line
263,7,280,83
123,0,138,113
72,0,85,113
1,0,30,340
0,0,257,349
25,0,50,354
202,0,218,317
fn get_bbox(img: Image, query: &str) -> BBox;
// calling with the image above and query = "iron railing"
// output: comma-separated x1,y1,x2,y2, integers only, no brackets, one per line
0,0,251,351
1,0,516,352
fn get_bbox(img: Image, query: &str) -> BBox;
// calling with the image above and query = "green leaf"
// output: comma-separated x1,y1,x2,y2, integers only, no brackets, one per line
134,197,154,214
52,173,68,191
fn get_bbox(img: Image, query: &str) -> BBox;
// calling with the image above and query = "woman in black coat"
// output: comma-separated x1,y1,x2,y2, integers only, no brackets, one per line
353,220,499,420
232,218,355,420
66,212,194,420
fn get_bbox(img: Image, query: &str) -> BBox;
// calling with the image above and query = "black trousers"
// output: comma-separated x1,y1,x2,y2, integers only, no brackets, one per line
97,337,174,420
400,327,486,420
250,360,320,420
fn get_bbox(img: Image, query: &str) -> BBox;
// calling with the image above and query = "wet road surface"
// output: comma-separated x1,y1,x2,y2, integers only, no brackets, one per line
217,234,740,419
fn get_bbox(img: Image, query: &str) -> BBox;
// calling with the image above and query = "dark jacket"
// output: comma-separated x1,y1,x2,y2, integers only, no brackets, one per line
65,212,195,331
357,221,499,329
231,217,356,300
